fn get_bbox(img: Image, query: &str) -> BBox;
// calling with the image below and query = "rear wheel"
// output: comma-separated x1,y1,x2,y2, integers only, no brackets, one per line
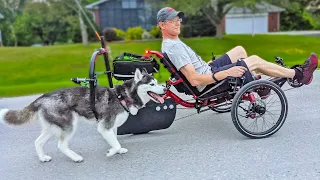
231,80,288,139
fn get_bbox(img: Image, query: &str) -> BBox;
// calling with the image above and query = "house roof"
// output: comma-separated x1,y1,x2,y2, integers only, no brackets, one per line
85,0,109,10
0,13,4,19
228,2,285,14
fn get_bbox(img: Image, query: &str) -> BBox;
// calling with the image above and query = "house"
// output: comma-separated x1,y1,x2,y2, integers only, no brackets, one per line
224,2,285,34
86,0,285,35
86,0,157,31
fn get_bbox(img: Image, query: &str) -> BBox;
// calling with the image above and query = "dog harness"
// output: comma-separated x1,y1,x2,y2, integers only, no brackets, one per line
115,92,131,113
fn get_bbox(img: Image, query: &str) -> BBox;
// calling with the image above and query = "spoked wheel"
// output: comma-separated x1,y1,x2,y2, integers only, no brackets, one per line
231,80,288,139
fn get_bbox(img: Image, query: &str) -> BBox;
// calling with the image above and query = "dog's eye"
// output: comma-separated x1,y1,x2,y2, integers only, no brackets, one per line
150,83,155,86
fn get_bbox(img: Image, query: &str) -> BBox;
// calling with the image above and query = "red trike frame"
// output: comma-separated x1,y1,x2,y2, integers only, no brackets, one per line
144,50,257,109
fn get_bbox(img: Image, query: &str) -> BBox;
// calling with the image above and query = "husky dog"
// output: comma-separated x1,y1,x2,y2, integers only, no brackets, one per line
0,69,166,162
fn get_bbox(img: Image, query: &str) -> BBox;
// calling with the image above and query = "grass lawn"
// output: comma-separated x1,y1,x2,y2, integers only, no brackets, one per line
0,35,319,97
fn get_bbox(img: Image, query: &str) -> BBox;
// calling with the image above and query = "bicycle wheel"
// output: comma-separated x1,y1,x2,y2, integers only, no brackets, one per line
231,80,288,139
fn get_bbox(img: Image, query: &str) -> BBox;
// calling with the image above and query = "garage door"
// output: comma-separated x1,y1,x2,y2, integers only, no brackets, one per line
226,14,268,34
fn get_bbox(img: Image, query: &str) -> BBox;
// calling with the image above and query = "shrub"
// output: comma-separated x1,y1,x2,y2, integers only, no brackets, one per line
113,28,126,40
103,28,117,42
149,26,161,38
142,31,153,40
125,26,145,41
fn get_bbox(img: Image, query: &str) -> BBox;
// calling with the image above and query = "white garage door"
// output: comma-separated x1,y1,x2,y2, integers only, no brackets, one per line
226,13,268,34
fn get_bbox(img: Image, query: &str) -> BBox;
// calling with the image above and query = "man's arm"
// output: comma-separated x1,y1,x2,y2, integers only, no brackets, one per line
180,64,247,86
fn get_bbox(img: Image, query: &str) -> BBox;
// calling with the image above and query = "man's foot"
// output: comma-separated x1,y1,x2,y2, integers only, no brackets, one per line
294,53,318,85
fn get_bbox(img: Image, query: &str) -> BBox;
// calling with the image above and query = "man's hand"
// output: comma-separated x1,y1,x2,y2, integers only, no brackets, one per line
181,64,227,86
225,66,247,77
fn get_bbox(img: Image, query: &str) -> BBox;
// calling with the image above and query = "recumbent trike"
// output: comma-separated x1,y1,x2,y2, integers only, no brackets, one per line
72,35,302,139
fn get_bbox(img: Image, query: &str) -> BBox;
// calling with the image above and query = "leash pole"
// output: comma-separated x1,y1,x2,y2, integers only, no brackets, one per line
99,36,114,88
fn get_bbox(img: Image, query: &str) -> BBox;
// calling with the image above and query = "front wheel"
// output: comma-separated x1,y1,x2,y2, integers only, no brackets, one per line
231,80,288,139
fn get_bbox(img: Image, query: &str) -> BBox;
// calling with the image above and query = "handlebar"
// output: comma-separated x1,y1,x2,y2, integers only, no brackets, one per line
145,50,164,58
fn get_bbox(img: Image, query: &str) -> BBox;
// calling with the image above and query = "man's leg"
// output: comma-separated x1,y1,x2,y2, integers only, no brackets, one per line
208,46,247,64
243,54,318,84
226,46,248,63
243,55,295,78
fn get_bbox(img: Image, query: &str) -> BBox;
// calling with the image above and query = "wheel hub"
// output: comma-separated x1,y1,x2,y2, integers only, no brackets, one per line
246,99,267,118
254,104,266,115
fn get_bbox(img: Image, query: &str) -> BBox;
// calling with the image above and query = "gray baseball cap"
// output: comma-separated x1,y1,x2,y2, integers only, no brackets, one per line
157,7,184,24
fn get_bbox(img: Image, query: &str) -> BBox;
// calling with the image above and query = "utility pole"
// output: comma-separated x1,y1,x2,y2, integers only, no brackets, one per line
0,30,2,47
0,13,3,47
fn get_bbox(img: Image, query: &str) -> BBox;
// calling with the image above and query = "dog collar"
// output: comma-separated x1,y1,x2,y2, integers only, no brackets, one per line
115,93,131,113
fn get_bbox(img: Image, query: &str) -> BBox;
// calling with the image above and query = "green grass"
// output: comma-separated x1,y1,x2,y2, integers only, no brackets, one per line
0,35,319,97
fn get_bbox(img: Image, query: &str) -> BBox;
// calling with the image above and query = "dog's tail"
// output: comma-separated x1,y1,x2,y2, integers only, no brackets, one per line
0,104,37,126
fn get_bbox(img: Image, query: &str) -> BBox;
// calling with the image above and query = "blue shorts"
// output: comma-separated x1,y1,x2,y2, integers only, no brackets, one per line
209,54,254,84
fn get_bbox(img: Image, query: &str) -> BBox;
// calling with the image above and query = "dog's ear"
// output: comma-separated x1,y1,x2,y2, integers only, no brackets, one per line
134,68,143,83
141,68,148,75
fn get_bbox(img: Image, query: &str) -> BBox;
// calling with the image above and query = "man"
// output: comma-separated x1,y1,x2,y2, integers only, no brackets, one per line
157,7,318,95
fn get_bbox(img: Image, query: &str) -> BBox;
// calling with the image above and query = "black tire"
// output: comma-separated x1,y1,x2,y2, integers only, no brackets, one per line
211,104,232,113
231,80,288,139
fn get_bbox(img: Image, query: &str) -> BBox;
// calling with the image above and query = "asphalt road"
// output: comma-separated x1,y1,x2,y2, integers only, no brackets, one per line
1,71,320,180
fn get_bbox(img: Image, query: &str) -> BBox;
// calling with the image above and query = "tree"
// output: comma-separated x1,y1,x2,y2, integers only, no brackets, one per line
162,0,230,38
57,0,100,46
307,0,320,15
21,1,78,45
0,0,28,46
269,0,316,30
160,0,272,38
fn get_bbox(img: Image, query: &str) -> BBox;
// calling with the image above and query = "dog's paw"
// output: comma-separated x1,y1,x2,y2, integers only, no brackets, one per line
106,148,118,157
39,155,52,162
118,148,128,154
72,155,84,163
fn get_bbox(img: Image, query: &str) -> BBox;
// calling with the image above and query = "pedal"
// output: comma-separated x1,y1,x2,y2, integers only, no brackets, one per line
195,99,202,113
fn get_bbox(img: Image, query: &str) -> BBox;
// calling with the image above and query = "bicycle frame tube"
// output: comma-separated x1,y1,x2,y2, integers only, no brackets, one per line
88,36,113,120
242,93,256,102
164,90,195,108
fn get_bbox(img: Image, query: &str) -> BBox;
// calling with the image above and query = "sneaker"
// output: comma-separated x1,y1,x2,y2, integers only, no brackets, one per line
255,86,270,99
297,53,319,85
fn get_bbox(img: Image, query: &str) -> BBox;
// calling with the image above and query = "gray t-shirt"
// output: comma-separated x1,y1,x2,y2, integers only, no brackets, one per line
161,39,212,91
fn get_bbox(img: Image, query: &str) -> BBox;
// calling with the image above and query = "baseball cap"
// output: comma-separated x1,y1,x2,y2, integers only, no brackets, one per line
157,7,184,24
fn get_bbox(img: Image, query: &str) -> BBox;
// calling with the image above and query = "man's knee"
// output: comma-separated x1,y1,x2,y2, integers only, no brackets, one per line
234,46,247,58
227,46,248,62
244,55,264,70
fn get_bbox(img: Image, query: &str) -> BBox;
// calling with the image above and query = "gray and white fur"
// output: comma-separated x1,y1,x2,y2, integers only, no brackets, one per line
0,69,166,162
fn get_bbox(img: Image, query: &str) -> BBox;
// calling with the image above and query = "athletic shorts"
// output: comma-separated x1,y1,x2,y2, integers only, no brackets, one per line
209,54,254,84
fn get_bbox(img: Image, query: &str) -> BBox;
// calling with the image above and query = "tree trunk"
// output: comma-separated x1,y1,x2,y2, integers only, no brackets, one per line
10,25,18,47
215,23,224,39
0,30,3,47
79,10,88,46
